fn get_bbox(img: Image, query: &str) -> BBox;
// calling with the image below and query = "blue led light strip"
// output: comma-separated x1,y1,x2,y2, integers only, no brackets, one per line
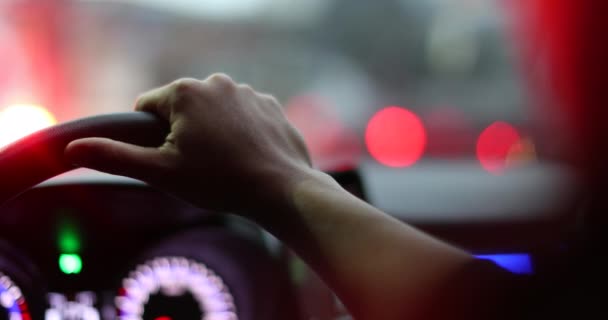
474,253,533,275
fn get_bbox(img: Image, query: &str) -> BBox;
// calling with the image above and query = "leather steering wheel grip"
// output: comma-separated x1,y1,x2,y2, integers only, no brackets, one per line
0,112,169,205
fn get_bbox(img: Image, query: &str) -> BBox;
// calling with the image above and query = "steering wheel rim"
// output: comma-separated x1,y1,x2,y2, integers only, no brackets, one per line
0,112,169,205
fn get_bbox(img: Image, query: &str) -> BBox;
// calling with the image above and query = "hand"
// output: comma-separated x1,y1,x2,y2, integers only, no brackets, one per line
65,74,314,213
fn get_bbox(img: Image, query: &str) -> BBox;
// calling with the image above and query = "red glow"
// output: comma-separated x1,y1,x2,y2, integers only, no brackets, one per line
285,95,362,172
476,122,521,174
365,106,426,167
424,106,474,157
154,317,172,320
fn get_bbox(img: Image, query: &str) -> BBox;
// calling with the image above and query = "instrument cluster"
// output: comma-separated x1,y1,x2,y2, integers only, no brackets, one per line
0,180,309,320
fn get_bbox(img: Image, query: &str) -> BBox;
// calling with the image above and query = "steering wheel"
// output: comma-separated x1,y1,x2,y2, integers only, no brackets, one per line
0,112,300,320
0,112,169,205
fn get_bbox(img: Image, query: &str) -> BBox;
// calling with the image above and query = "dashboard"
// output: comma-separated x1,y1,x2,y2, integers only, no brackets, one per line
0,170,302,320
0,165,575,320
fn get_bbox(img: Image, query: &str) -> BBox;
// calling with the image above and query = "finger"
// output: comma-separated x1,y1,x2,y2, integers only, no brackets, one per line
65,137,171,182
136,78,208,120
134,84,173,120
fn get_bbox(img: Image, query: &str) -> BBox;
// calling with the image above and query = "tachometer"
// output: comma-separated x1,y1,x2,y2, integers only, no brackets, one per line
116,256,237,320
0,272,31,320
0,242,43,320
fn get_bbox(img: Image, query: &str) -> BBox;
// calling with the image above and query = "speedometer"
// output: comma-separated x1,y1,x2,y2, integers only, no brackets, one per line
117,256,237,320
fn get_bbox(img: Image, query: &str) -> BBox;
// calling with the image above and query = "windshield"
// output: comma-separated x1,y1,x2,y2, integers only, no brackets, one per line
1,0,570,216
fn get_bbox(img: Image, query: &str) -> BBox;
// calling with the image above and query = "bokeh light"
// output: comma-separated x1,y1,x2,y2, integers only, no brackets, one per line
0,104,56,148
59,253,82,275
365,106,426,167
476,121,523,174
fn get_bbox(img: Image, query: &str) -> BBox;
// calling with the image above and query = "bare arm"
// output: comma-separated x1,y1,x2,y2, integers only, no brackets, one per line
65,75,483,319
261,171,474,319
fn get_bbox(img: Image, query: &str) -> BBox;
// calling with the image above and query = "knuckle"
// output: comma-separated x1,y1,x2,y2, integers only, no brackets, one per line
171,78,203,96
207,73,235,89
238,84,256,94
260,93,281,106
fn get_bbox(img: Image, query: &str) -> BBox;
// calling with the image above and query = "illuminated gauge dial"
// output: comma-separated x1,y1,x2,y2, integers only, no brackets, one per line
117,256,237,320
0,272,31,320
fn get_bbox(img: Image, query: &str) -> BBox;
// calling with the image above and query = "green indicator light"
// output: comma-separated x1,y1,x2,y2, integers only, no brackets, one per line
57,221,81,253
59,231,80,253
59,253,82,274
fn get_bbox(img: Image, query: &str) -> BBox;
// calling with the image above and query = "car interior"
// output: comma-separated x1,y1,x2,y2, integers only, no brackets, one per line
0,0,594,319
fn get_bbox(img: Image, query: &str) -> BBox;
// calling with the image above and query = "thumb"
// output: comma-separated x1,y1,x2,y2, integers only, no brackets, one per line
65,137,168,182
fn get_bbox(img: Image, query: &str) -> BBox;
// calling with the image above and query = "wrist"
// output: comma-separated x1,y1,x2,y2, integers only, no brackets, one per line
243,162,337,222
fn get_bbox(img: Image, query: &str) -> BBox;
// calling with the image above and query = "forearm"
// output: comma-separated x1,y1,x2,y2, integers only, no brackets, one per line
251,169,474,319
